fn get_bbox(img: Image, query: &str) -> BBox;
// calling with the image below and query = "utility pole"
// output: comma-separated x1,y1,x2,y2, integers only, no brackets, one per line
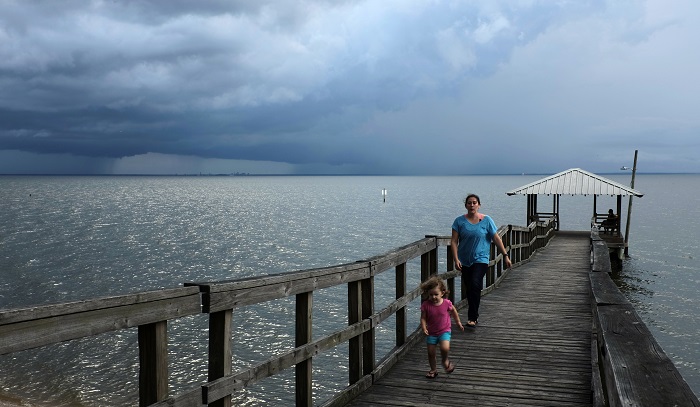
623,150,638,257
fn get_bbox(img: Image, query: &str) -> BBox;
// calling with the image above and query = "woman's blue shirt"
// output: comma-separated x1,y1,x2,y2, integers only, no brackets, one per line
451,214,497,267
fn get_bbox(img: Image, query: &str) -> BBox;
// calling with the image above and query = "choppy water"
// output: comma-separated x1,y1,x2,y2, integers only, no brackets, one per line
0,174,698,405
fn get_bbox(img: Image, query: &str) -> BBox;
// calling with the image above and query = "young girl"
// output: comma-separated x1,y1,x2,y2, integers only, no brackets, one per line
420,275,464,378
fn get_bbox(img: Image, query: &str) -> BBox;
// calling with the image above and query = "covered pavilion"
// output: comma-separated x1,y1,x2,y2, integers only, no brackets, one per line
506,168,644,257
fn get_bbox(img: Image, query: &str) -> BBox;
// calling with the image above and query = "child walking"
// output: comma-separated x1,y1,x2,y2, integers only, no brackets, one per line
420,275,464,378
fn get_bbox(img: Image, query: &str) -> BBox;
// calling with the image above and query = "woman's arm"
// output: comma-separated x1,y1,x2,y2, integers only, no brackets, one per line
492,233,512,269
450,229,462,270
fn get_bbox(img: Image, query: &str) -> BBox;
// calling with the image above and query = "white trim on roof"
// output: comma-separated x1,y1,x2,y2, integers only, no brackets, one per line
506,168,643,197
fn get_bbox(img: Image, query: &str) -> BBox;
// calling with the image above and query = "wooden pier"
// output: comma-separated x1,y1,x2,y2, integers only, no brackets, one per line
2,221,699,406
346,231,593,406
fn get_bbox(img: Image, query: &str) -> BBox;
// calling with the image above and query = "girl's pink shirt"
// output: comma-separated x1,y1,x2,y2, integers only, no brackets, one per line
420,298,453,336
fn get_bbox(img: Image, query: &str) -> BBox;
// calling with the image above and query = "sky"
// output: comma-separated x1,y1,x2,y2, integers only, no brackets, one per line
0,0,698,175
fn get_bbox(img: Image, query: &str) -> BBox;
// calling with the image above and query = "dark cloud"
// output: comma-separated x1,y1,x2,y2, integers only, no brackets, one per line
1,0,699,174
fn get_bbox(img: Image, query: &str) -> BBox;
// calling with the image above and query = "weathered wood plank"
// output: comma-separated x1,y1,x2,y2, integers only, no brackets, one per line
366,237,437,275
0,286,201,325
139,321,169,406
202,266,371,312
202,319,372,401
597,303,700,407
590,271,628,305
187,262,370,292
0,292,201,354
591,239,612,272
295,291,313,407
147,387,203,407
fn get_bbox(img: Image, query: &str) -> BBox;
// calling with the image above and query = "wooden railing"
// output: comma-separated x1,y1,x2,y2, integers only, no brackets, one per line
0,218,556,407
590,229,700,407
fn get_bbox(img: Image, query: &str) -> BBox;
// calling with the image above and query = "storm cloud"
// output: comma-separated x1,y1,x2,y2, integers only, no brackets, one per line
1,0,698,174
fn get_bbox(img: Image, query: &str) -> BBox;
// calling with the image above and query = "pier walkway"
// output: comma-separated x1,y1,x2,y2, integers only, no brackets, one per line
346,231,593,406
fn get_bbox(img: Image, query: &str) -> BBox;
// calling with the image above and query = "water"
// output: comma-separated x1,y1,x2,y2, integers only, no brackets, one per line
0,174,698,405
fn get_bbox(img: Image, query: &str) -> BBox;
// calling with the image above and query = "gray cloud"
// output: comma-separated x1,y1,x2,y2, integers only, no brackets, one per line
1,0,698,174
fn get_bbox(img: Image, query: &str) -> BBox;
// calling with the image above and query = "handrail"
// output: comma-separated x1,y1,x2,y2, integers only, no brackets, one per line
0,287,202,405
0,217,557,407
589,229,700,407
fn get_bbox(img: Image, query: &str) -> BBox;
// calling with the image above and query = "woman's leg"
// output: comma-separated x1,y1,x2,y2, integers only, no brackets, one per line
463,263,488,322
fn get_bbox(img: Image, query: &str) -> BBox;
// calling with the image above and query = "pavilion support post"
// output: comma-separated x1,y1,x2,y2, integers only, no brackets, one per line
624,150,639,257
526,194,532,224
593,195,598,226
616,196,622,236
553,195,560,230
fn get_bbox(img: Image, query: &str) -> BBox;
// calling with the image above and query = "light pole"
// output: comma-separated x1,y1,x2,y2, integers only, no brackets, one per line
623,150,638,257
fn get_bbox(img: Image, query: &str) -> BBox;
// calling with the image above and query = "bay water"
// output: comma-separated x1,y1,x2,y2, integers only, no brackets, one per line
1,174,698,405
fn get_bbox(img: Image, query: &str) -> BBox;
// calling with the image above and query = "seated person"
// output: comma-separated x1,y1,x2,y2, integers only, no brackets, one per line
600,209,618,233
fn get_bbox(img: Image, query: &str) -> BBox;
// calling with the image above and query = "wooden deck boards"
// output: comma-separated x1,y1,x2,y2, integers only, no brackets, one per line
346,232,593,407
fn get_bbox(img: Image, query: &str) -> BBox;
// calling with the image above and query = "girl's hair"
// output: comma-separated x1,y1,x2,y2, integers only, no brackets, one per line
421,276,449,296
464,193,481,206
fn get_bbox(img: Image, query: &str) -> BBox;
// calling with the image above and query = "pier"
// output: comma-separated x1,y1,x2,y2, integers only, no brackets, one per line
346,231,593,406
2,220,699,406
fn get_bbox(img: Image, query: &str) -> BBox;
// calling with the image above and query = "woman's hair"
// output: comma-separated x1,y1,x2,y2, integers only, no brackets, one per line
421,275,449,296
464,193,481,206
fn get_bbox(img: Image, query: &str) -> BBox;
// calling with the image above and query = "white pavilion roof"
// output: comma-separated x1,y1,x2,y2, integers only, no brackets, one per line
506,168,644,197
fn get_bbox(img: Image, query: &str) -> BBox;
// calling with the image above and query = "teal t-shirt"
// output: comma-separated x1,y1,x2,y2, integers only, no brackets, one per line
451,214,497,267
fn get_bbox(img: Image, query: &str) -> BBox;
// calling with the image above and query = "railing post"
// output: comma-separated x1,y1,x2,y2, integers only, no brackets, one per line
395,263,407,346
296,292,313,407
519,228,524,262
361,276,375,376
348,280,362,384
420,250,433,282
208,310,232,407
446,245,456,304
138,321,168,407
505,225,512,259
486,245,495,287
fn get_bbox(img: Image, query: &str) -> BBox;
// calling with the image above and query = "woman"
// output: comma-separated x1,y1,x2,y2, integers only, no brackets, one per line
451,194,512,327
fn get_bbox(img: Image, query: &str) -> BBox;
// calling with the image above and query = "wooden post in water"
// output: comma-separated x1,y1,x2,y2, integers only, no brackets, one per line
624,150,638,257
